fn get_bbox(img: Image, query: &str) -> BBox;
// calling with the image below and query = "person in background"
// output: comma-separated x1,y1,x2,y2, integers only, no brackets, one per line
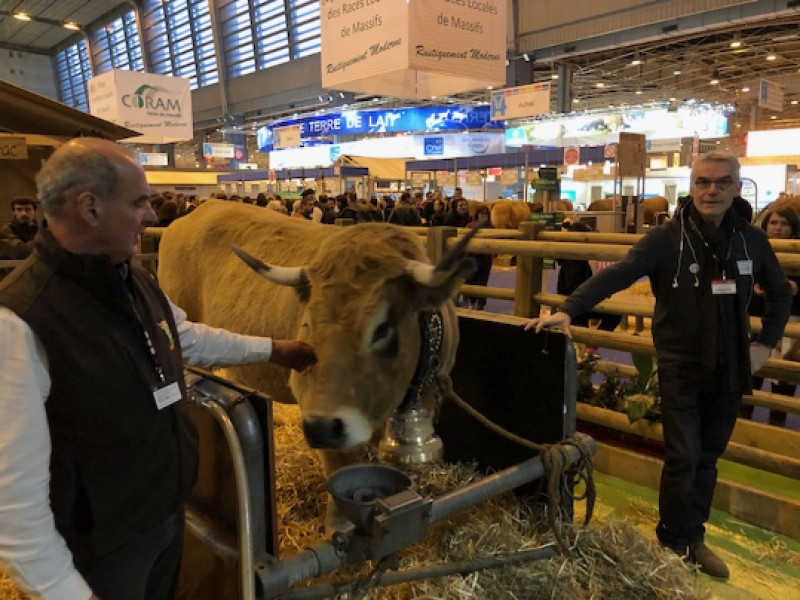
523,152,791,580
292,189,315,220
463,204,494,309
743,205,800,427
1,197,39,243
0,197,39,269
556,221,622,353
387,191,422,226
157,199,180,227
0,137,317,600
444,197,470,228
428,198,447,227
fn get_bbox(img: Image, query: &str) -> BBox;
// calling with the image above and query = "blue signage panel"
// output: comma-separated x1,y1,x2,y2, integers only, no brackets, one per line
257,105,501,151
424,136,444,156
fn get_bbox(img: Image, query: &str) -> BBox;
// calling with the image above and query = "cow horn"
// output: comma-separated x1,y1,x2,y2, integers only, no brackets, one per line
232,246,308,287
405,218,487,286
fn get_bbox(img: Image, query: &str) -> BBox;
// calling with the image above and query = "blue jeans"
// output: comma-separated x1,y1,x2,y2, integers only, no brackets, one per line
655,361,740,550
77,508,184,600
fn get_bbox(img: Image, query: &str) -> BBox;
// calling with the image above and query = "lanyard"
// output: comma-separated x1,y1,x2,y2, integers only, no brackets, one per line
687,217,733,279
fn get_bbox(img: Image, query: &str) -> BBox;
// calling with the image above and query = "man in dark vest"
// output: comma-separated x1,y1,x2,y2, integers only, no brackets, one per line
0,137,317,600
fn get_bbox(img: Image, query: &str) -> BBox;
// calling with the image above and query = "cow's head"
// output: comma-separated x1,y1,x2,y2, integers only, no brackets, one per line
233,224,482,451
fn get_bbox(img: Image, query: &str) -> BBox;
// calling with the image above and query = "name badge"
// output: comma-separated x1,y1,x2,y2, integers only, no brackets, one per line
737,260,753,275
153,381,182,410
711,279,737,295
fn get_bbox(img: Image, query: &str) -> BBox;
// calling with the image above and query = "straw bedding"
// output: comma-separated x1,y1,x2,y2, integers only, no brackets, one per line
1,402,709,599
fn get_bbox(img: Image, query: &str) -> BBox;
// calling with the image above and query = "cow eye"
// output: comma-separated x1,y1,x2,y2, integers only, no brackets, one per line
371,321,398,355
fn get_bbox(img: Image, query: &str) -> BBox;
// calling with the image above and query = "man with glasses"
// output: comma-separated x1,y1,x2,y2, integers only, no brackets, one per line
523,152,791,579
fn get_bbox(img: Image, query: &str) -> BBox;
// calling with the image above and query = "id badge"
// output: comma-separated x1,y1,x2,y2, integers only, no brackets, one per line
711,279,737,295
153,381,182,410
737,260,753,275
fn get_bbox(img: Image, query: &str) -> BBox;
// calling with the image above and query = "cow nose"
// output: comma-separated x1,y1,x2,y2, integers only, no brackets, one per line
303,415,347,449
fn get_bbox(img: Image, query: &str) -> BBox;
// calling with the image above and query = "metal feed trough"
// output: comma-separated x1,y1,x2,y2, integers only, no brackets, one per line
181,317,594,599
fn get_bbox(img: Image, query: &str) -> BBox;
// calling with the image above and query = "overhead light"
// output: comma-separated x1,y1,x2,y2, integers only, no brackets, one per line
668,97,677,102
766,52,777,61
486,85,493,90
673,69,681,75
791,99,799,105
771,115,777,120
523,53,530,62
573,98,580,104
631,52,642,66
13,12,32,21
729,37,742,48
62,21,80,31
595,82,605,88
709,69,720,85
635,89,643,95
551,73,559,80
742,86,750,92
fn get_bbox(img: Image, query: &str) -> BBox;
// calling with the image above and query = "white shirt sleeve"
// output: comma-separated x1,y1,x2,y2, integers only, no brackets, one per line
0,307,93,600
169,298,273,367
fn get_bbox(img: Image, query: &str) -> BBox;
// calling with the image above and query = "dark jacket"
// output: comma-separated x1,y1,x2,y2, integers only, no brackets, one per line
560,201,792,393
0,231,197,561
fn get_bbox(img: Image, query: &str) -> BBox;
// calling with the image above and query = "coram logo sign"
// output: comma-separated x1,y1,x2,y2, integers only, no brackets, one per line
88,69,193,143
121,85,181,112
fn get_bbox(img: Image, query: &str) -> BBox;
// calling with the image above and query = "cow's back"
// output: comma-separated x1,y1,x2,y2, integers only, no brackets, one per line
158,201,336,401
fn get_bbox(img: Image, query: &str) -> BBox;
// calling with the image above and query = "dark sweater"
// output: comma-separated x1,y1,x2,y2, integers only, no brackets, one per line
560,202,792,392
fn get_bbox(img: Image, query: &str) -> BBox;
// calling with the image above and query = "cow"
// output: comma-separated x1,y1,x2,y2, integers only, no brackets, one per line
158,201,477,517
642,195,669,226
489,199,533,229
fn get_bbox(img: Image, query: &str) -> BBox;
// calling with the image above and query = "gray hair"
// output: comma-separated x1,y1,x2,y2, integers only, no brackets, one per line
692,151,741,181
36,146,122,219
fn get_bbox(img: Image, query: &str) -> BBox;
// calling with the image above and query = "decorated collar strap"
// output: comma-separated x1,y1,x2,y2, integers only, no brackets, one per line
397,310,445,413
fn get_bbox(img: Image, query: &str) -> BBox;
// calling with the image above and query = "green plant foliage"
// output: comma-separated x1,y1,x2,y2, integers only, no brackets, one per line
577,351,662,424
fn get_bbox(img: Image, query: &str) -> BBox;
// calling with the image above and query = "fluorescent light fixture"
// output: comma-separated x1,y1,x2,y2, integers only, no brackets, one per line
742,86,750,92
551,73,559,79
766,52,777,61
635,89,643,95
523,53,530,62
595,82,605,88
62,21,80,30
13,12,32,21
673,69,681,75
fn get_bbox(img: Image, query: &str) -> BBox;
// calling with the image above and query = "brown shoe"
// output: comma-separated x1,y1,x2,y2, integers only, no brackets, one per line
687,542,729,579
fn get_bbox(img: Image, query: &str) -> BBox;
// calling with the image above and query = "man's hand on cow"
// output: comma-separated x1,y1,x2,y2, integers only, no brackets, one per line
522,311,573,338
270,340,317,374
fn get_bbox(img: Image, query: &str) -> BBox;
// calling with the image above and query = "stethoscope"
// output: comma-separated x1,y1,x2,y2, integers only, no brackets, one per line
672,204,750,290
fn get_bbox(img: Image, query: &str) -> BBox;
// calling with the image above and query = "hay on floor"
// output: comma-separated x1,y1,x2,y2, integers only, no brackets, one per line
271,403,709,600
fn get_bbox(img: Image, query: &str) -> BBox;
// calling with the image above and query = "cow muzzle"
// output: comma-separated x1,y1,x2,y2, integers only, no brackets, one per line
303,416,347,449
302,408,373,450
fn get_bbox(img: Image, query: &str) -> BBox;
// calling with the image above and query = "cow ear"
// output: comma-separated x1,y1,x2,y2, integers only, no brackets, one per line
402,256,476,309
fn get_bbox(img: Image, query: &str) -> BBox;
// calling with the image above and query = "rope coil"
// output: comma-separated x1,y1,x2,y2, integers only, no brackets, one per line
436,374,596,555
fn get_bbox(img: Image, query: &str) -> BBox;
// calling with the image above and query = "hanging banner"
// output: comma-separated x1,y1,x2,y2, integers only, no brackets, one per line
273,124,302,149
758,79,784,112
617,132,646,178
491,82,551,121
88,70,192,143
320,0,506,100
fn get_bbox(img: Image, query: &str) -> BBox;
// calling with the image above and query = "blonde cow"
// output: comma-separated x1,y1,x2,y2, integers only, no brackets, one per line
158,201,476,482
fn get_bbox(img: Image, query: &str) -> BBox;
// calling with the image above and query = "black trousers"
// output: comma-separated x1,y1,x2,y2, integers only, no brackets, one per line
655,361,740,550
77,508,184,600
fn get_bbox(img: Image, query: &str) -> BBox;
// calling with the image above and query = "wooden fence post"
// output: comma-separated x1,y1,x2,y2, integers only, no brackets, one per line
514,221,546,317
426,226,457,266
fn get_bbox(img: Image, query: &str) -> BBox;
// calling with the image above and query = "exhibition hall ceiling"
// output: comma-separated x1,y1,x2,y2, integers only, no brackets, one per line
0,2,799,130
0,0,126,52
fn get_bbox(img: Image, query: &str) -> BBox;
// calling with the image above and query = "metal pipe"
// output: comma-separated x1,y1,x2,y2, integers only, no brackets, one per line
184,507,239,565
256,539,348,600
430,434,595,524
278,545,559,599
193,397,257,600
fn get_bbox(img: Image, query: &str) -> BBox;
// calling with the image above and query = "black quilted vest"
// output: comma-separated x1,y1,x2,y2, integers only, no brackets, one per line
0,231,197,561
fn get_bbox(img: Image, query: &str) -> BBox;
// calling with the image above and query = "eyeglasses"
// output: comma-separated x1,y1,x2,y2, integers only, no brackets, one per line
692,177,736,190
